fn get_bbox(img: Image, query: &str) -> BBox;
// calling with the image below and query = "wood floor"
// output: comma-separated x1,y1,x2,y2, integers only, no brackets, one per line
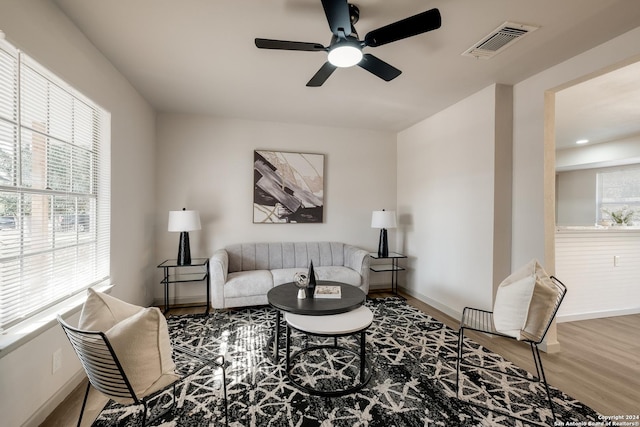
402,292,640,417
41,291,640,426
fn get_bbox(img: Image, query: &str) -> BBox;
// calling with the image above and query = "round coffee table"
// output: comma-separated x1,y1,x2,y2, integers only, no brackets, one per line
267,281,366,361
284,305,373,396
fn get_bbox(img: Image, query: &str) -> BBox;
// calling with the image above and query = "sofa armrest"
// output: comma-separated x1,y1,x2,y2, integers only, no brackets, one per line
210,249,229,309
344,245,371,295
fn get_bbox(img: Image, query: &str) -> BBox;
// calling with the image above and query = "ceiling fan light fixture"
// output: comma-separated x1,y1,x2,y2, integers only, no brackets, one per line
255,4,442,86
328,43,363,67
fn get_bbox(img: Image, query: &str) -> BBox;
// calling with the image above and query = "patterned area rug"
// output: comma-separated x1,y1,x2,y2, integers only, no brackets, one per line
94,297,600,426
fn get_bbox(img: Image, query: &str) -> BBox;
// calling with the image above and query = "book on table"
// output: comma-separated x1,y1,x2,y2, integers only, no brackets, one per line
314,285,341,299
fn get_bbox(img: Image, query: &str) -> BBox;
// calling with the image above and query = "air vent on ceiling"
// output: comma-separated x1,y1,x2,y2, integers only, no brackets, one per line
462,21,539,59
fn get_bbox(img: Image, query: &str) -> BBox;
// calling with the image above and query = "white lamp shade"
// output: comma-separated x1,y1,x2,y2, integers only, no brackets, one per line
168,210,201,232
371,210,397,229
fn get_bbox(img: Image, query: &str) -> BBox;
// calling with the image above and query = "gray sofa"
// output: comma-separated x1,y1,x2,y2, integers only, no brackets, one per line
210,242,370,309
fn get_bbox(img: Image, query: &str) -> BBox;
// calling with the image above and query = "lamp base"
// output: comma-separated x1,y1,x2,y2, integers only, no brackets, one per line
377,228,389,258
177,231,191,265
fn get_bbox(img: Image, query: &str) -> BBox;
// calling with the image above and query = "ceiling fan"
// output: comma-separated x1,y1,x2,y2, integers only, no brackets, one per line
254,0,441,87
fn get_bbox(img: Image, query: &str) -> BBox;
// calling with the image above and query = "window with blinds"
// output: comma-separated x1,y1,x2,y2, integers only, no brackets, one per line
597,165,640,223
0,38,110,332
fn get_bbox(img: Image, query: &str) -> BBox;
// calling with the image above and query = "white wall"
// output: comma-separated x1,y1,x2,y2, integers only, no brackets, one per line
556,168,598,225
0,1,157,426
396,84,512,317
556,229,640,321
512,27,640,270
556,135,640,171
154,114,397,304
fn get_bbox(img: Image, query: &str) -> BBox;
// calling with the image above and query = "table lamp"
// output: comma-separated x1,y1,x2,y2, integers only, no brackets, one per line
168,208,201,265
371,209,396,257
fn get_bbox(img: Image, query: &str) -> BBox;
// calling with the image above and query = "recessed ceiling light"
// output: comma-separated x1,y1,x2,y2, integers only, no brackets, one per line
576,139,589,145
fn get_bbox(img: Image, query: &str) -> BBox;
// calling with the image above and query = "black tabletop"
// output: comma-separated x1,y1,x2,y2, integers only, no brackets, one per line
267,281,365,315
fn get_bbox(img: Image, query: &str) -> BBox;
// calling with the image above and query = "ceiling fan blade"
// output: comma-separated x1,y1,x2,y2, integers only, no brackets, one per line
306,62,337,87
321,0,351,37
255,38,326,51
358,54,401,81
364,8,441,47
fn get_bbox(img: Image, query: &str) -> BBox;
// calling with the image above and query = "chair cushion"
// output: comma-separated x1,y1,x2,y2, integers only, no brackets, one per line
77,289,178,402
78,288,143,331
106,307,179,402
493,273,536,339
493,259,559,341
523,262,560,340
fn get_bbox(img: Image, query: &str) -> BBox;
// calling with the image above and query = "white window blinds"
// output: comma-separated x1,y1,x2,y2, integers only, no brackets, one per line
0,38,110,331
597,166,640,223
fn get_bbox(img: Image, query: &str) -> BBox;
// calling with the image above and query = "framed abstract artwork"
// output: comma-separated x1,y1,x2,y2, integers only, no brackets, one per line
253,150,324,223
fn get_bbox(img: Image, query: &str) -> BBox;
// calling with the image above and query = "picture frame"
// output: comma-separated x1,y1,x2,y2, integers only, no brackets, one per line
253,150,324,223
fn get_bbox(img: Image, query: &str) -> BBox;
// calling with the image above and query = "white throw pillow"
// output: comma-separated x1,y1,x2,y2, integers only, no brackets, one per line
77,289,178,402
78,288,143,331
106,307,179,402
493,273,536,339
493,259,559,341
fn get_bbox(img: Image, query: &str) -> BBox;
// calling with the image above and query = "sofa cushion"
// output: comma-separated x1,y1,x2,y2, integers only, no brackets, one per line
225,270,273,298
271,266,362,287
272,268,307,286
227,242,348,272
315,266,361,287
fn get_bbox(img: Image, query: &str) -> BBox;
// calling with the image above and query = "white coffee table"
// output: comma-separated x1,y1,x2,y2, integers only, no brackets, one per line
284,305,373,396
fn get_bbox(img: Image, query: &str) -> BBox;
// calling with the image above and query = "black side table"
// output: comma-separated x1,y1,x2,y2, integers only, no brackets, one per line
158,258,210,314
368,252,407,294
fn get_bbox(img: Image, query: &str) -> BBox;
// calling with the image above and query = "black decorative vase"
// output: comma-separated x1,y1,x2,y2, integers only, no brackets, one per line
307,260,317,298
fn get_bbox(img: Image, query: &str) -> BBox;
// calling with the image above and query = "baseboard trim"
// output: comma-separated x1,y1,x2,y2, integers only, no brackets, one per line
23,370,85,427
153,296,208,308
557,307,640,323
398,286,463,321
539,340,561,354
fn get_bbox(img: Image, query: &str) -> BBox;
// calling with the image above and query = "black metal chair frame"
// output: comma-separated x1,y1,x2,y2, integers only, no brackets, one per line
455,276,567,425
285,322,372,397
57,315,228,427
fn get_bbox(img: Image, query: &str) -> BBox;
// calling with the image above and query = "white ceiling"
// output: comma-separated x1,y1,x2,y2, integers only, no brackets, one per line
52,0,640,135
555,60,640,150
